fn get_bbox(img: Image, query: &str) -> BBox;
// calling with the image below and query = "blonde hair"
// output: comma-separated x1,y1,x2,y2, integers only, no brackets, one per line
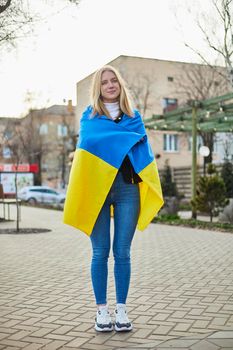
90,65,134,118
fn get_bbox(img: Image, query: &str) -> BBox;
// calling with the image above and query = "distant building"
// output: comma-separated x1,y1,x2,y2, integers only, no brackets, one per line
0,104,76,190
76,55,231,169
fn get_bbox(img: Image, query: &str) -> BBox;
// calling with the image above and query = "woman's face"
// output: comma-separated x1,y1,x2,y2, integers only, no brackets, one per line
100,70,121,103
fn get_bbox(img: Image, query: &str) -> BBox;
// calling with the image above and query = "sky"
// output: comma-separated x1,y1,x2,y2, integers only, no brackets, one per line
0,0,217,118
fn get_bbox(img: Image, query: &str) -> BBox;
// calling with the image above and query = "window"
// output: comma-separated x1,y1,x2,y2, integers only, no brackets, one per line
188,135,203,151
162,98,178,113
57,124,68,137
163,134,178,152
2,146,12,159
29,189,46,193
213,137,218,153
167,76,174,82
39,124,48,135
4,130,12,140
45,189,58,195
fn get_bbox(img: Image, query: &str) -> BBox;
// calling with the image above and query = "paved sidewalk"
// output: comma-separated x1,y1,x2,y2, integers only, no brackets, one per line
0,206,233,350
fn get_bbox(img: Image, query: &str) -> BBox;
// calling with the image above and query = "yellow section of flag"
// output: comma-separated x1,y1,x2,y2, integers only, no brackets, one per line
63,148,118,235
137,160,164,231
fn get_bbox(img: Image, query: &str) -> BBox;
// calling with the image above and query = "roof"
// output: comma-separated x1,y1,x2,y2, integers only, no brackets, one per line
76,54,226,84
44,105,75,115
21,104,76,120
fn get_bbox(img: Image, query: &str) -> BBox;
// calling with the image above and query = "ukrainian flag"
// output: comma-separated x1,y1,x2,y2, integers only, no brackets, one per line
63,107,164,235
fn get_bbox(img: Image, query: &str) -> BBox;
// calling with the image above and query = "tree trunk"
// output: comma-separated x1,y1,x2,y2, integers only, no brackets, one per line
61,150,66,189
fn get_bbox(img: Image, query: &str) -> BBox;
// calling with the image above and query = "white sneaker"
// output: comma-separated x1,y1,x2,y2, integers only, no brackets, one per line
95,307,113,332
114,304,133,332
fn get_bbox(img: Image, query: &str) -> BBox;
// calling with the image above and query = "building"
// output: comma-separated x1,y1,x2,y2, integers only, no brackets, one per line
0,103,76,192
76,55,231,169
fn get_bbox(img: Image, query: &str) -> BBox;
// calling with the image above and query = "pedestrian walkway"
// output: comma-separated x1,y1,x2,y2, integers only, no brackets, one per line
0,205,233,350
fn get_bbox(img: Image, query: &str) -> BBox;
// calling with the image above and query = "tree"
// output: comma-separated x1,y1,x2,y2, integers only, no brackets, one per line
58,101,77,188
129,74,155,116
0,0,33,49
174,63,229,103
19,91,53,185
174,0,233,84
221,160,233,197
120,71,157,117
161,159,177,197
159,160,180,215
20,108,52,185
192,163,229,221
0,0,80,50
0,119,26,231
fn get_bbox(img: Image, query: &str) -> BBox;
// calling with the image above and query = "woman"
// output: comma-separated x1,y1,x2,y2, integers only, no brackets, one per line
63,65,163,332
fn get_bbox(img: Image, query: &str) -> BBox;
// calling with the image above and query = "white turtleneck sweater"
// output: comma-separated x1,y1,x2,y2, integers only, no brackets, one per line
104,102,120,120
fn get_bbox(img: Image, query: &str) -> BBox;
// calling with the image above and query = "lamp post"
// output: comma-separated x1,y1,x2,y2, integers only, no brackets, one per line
199,146,210,175
191,104,197,219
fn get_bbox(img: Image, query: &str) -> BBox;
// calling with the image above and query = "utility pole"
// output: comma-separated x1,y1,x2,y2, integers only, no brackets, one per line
189,100,203,219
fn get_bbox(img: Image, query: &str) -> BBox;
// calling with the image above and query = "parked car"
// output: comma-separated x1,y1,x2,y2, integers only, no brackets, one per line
18,186,66,205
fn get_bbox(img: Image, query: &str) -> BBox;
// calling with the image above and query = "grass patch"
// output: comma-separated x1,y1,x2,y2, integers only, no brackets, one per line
152,214,233,233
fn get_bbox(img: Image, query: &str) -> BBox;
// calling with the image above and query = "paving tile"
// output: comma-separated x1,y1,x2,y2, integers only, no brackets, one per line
152,313,170,321
208,331,233,338
23,344,43,350
131,328,153,338
190,339,220,350
173,323,192,332
65,337,89,348
172,311,188,318
153,325,174,335
40,340,67,350
0,332,9,340
44,333,74,342
105,339,140,347
1,320,21,328
79,343,113,350
158,338,199,348
208,338,233,347
0,339,30,348
8,331,33,341
21,337,52,345
156,348,189,350
193,320,210,328
29,328,53,337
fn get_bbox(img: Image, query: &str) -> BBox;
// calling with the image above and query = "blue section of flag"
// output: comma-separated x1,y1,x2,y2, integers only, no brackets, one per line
76,106,151,170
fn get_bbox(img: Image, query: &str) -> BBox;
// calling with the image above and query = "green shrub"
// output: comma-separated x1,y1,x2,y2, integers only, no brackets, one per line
161,160,177,197
192,164,229,222
221,160,233,198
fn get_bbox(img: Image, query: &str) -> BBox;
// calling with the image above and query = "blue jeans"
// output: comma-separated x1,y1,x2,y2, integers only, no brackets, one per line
90,171,140,305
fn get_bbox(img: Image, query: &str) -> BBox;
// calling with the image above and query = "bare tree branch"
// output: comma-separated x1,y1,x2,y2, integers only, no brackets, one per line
122,72,156,117
0,0,80,49
176,0,233,85
0,0,11,14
